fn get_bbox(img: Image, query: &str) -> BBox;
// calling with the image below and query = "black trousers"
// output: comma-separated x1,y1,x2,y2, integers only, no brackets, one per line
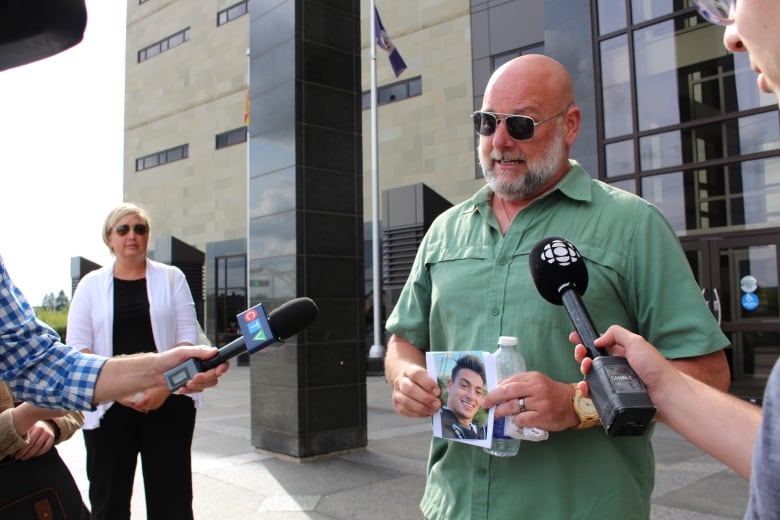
83,394,196,520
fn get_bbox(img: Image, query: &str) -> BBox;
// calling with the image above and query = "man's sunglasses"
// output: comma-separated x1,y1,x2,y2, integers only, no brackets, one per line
692,0,735,26
115,224,148,236
471,104,572,141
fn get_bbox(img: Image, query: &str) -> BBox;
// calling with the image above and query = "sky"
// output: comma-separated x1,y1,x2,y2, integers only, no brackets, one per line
0,1,126,306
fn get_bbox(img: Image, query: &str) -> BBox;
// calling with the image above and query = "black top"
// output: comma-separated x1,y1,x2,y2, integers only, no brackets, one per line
440,407,486,440
112,278,156,356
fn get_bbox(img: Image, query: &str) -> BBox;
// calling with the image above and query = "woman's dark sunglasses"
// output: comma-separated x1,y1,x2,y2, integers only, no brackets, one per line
471,104,572,141
115,224,148,236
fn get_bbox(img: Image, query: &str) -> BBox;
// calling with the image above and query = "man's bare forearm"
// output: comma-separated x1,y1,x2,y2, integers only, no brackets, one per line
384,334,426,385
92,346,227,405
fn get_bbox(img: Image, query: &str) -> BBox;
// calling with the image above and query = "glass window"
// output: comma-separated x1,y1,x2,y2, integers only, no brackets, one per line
631,0,677,24
738,113,780,154
641,171,686,231
742,158,780,227
598,1,780,236
634,18,732,131
600,35,632,138
137,28,190,63
605,139,635,177
362,76,423,109
633,21,680,130
409,77,422,97
685,120,735,163
718,245,778,324
143,46,159,60
216,254,246,345
135,144,188,172
378,83,409,104
639,130,682,170
216,127,248,149
166,147,183,162
218,1,249,26
598,0,627,34
145,155,159,168
226,256,246,288
609,178,637,194
643,159,780,232
168,33,183,48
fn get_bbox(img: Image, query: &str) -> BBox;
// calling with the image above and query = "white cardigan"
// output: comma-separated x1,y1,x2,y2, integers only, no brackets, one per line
66,259,203,430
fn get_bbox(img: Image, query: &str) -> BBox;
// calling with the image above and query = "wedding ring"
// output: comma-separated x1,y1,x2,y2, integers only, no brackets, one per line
518,397,527,413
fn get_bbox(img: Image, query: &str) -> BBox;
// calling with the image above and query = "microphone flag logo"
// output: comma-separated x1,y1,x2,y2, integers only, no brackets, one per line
238,303,275,354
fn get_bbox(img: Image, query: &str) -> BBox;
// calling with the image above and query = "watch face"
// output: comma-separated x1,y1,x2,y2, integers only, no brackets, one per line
577,396,597,416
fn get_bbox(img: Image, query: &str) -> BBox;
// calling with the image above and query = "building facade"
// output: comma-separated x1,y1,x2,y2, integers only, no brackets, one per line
123,0,780,400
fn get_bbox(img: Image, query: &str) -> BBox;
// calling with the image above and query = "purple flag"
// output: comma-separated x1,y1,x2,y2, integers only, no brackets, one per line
374,7,407,77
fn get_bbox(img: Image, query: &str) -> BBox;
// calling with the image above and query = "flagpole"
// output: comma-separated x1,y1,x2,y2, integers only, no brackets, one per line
368,0,385,363
245,47,251,312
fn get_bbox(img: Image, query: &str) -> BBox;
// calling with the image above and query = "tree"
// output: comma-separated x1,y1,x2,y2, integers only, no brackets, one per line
40,291,69,311
55,290,69,311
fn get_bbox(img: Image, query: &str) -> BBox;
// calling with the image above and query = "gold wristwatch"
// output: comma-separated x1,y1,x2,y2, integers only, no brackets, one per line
571,383,600,429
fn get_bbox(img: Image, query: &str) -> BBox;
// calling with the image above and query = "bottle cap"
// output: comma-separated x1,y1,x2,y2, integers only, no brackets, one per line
498,336,518,346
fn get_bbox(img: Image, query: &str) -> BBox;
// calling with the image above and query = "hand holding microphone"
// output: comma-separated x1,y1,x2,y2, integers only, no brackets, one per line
164,297,318,391
529,237,656,436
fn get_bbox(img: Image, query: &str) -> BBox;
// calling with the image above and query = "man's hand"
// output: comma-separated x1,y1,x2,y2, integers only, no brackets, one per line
93,345,230,405
384,335,441,418
157,345,230,394
570,325,671,401
481,371,579,431
390,364,441,418
119,386,170,413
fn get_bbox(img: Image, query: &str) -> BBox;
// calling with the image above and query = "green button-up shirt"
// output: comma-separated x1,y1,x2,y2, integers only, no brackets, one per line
386,161,729,520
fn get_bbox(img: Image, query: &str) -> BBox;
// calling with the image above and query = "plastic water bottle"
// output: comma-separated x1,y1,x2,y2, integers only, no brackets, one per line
484,335,526,457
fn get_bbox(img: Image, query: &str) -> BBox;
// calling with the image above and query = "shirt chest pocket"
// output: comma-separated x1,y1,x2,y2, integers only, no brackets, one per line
425,244,495,302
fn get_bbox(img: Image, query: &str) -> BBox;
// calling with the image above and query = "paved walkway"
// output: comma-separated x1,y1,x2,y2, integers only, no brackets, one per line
57,365,749,519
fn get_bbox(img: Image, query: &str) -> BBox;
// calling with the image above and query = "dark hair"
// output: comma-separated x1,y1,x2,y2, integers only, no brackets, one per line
452,354,486,384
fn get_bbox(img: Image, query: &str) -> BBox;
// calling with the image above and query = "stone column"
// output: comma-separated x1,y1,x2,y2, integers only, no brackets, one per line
247,0,366,458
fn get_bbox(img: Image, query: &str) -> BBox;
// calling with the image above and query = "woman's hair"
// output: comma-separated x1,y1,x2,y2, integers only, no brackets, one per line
102,202,152,252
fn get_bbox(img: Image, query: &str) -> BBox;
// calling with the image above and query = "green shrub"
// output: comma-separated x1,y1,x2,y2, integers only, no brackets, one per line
34,307,69,339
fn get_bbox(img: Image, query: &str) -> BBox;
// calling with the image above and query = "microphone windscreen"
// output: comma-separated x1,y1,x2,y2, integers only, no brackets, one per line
267,297,319,339
529,237,589,305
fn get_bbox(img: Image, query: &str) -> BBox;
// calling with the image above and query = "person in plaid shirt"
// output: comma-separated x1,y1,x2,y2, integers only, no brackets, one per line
0,255,227,411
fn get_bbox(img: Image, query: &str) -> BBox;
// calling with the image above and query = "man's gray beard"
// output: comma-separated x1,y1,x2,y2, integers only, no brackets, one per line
479,122,566,201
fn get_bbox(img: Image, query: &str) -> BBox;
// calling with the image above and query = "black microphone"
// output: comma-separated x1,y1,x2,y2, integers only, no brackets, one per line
164,297,319,391
529,237,656,436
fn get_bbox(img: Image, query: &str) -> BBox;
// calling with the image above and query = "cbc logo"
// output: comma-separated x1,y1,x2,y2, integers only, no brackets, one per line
539,238,581,267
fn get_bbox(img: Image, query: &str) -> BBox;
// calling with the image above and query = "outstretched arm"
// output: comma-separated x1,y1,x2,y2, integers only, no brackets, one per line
92,345,229,405
573,325,760,478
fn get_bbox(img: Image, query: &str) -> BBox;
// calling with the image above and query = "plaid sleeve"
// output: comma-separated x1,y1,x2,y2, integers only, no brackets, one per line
0,256,107,410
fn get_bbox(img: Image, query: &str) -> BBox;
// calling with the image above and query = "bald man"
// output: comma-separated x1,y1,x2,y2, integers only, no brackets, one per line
384,54,730,520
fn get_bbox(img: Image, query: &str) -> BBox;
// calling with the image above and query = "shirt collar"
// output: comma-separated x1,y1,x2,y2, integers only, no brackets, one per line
465,159,592,217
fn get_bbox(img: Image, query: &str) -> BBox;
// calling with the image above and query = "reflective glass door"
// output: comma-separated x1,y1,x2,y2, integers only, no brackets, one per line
682,231,780,401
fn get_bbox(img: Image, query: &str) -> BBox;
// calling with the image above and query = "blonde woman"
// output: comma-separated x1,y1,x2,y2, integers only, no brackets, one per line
67,203,202,520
